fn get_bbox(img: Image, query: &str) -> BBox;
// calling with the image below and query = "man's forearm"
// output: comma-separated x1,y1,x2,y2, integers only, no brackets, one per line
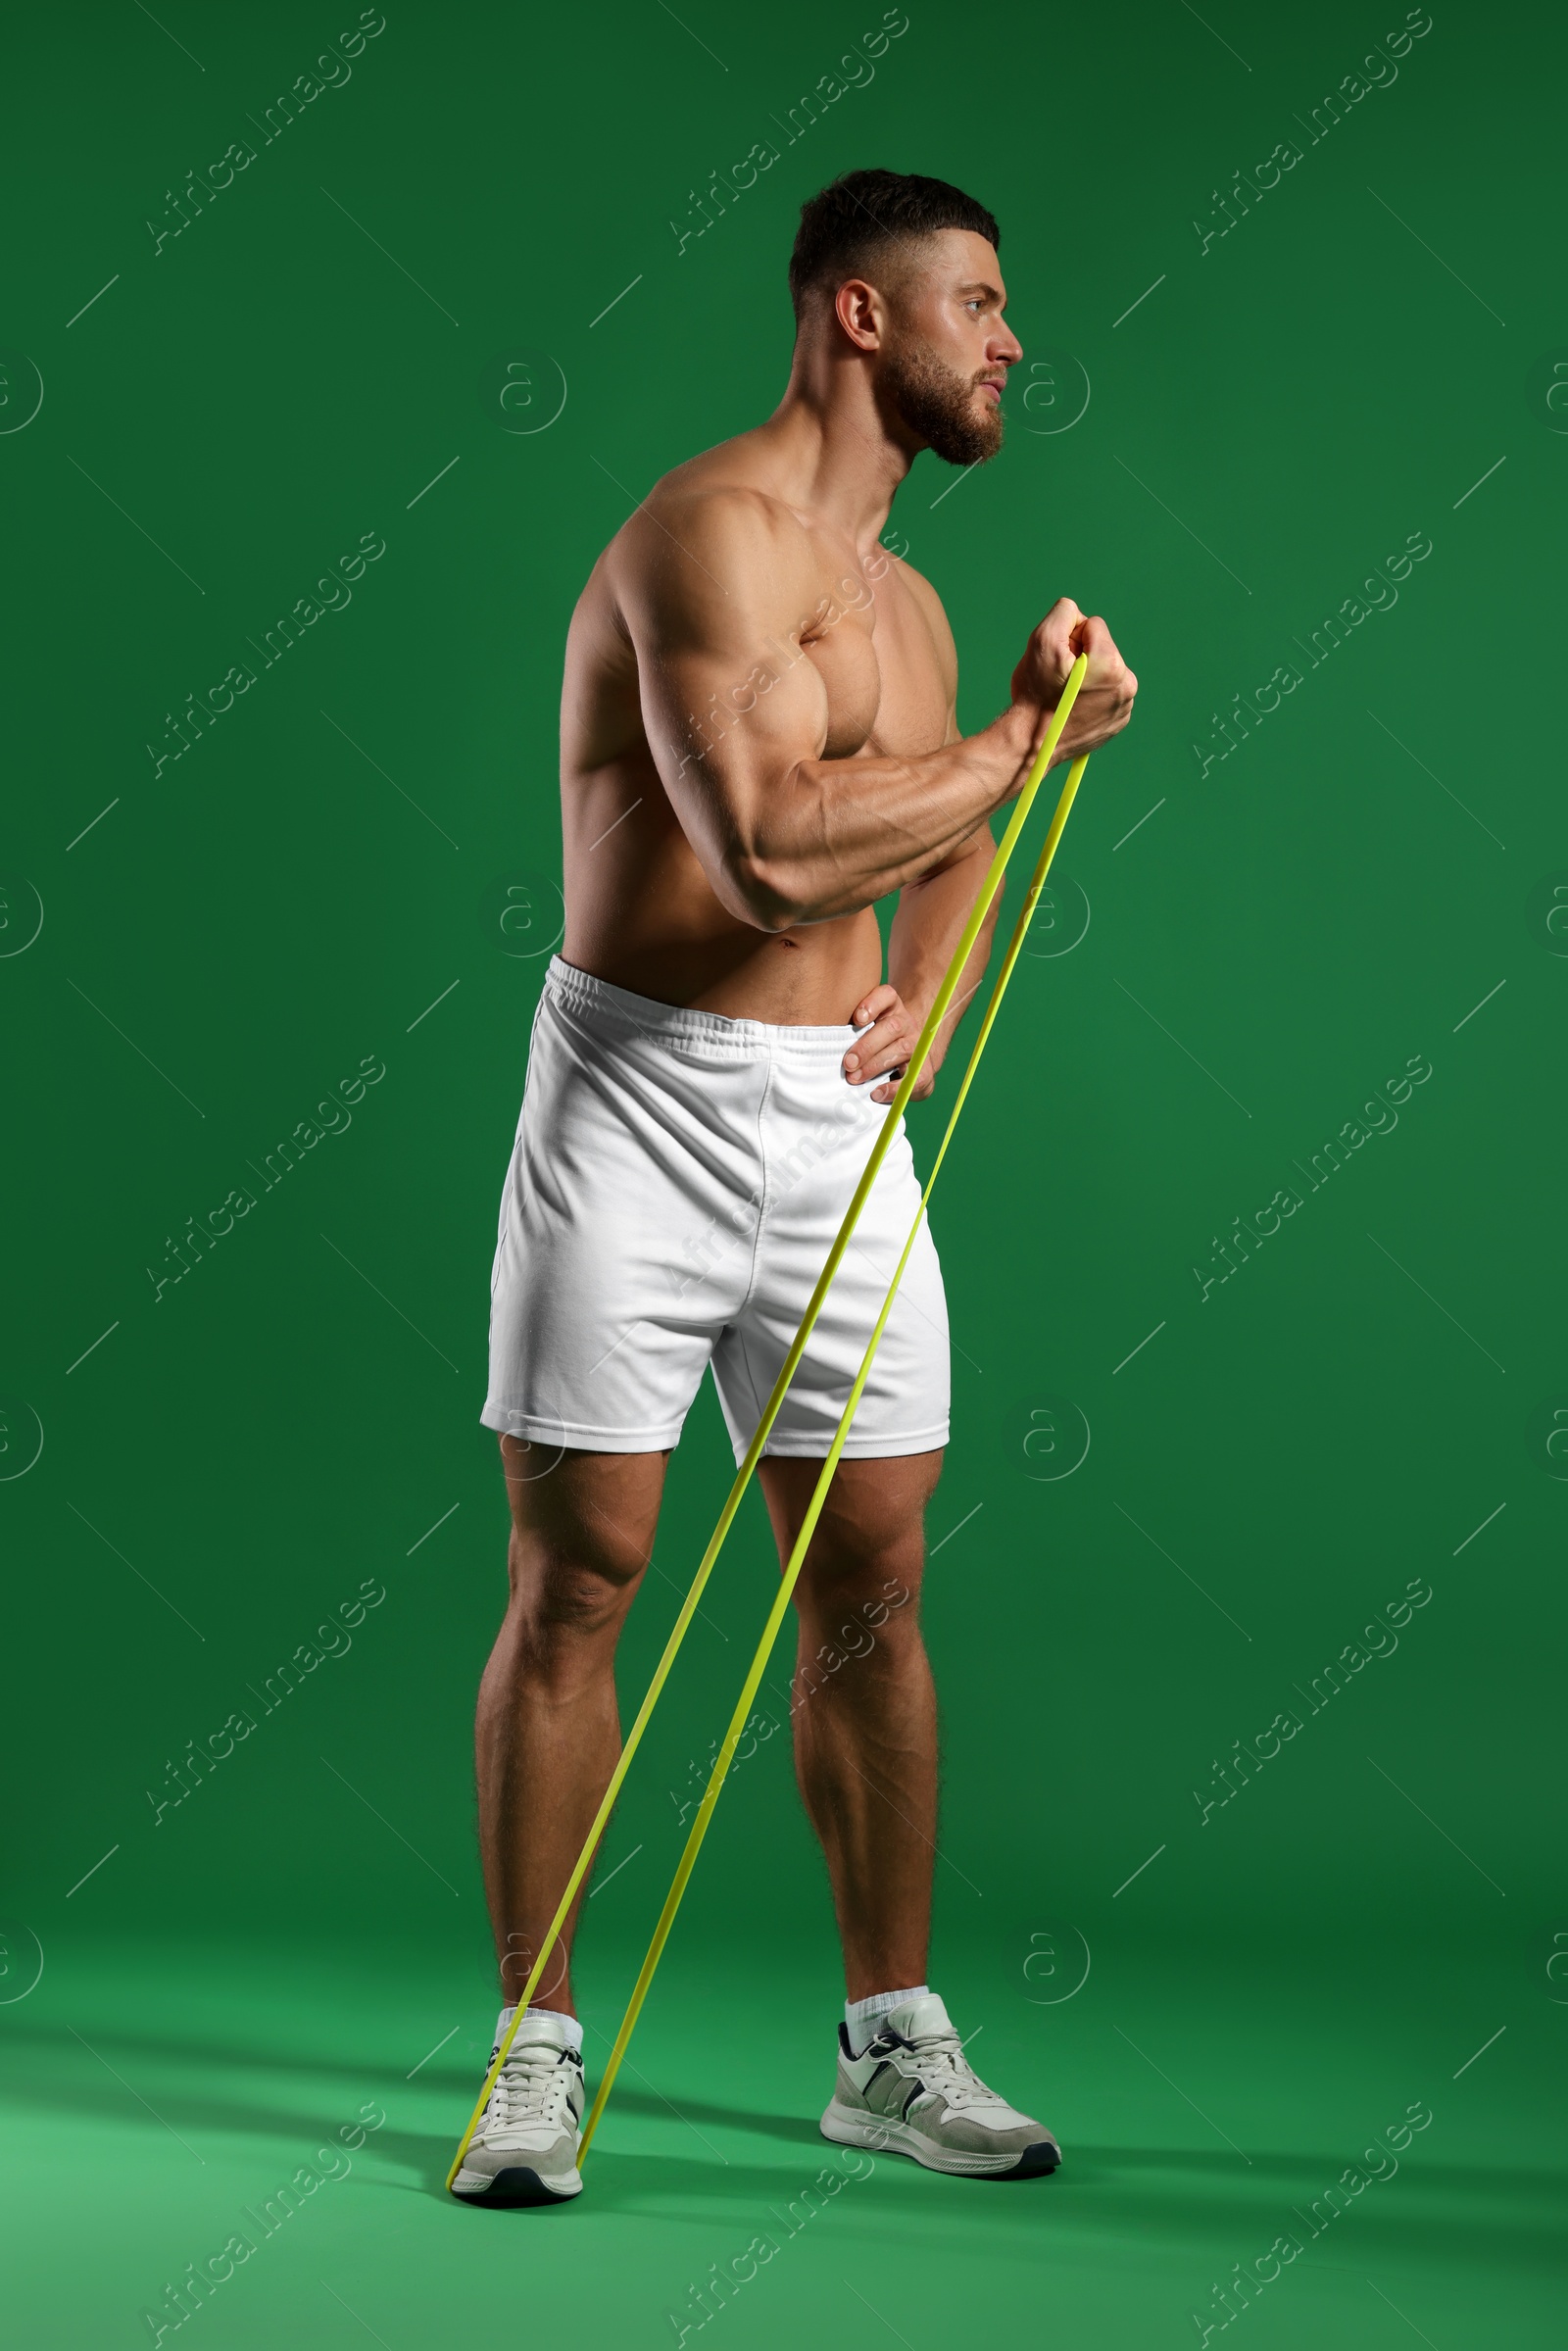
887,835,1002,1076
736,703,1038,929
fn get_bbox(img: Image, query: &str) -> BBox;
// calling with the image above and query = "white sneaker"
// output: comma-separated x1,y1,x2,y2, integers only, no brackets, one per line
450,2010,585,2206
820,1992,1060,2179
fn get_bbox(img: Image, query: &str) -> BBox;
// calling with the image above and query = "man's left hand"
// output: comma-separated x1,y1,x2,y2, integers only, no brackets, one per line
842,984,936,1104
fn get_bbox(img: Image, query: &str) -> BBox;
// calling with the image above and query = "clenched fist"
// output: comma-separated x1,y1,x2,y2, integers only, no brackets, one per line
1011,598,1137,767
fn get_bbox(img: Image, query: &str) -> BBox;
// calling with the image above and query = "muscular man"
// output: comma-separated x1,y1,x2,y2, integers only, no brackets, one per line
454,170,1136,2206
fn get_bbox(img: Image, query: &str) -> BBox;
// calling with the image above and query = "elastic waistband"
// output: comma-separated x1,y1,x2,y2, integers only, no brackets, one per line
543,955,862,1058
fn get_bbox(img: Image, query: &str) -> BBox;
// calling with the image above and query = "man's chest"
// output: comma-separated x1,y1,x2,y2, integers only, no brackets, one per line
797,562,952,761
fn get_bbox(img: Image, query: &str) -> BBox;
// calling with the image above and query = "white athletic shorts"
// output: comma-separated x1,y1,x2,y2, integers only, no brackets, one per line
481,955,951,1464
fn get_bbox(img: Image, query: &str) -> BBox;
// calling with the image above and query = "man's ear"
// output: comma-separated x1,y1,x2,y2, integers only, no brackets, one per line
834,278,884,351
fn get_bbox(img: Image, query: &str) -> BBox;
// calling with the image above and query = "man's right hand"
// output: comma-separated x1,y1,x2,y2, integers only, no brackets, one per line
1010,598,1138,770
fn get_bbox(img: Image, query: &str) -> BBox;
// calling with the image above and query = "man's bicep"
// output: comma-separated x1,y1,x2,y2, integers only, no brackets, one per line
626,556,830,888
640,623,828,801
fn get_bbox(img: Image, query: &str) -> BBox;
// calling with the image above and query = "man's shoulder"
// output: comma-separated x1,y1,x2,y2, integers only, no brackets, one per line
885,549,945,610
885,551,956,652
635,453,812,559
609,450,820,617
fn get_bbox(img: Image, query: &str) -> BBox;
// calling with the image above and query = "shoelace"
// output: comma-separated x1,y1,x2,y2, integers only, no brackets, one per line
898,2028,1004,2114
480,2043,578,2140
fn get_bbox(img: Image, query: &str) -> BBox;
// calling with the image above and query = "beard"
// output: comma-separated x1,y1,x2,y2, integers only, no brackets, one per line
881,342,1004,466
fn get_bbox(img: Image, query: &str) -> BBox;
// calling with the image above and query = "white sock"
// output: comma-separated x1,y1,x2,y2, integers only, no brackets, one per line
495,2002,582,2044
845,1984,929,2055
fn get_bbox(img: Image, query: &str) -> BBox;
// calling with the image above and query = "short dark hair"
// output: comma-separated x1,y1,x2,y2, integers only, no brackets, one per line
788,169,1001,322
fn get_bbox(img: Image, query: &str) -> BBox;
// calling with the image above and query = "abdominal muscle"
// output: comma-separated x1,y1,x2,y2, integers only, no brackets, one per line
560,748,885,1026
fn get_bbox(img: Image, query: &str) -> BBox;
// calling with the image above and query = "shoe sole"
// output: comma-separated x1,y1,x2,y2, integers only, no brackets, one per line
451,2163,583,2207
820,2100,1059,2179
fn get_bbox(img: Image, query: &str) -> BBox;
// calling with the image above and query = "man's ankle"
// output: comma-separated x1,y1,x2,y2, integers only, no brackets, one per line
843,1984,929,2055
496,1999,582,2042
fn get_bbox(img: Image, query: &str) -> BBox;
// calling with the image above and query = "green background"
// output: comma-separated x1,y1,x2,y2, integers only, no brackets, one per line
3,0,1563,2342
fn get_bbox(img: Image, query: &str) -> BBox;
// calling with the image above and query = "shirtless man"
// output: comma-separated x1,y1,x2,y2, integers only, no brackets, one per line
454,169,1136,2206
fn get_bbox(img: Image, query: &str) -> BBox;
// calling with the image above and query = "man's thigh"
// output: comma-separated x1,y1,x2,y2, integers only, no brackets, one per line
756,1449,944,1608
482,979,762,1458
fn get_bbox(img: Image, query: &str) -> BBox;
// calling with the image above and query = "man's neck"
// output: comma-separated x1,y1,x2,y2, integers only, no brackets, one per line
754,352,916,558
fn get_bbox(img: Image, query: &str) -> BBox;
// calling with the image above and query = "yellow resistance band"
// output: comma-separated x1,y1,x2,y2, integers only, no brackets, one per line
445,655,1089,2192
577,744,1091,2163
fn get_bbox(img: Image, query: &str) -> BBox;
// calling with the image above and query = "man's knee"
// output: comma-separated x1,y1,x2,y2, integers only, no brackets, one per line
528,1563,625,1642
791,1563,924,1719
527,1542,646,1633
499,1441,661,1635
508,1518,648,1645
526,1513,649,1607
797,1554,922,1650
799,1482,929,1593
